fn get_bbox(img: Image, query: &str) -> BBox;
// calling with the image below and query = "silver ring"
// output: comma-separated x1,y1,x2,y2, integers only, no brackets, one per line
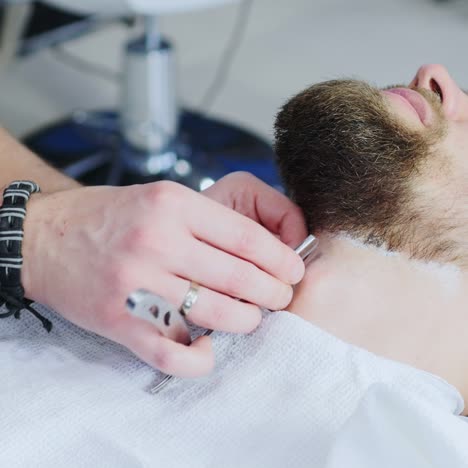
179,281,200,317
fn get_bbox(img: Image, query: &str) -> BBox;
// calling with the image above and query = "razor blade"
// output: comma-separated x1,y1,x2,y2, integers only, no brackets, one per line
126,289,191,345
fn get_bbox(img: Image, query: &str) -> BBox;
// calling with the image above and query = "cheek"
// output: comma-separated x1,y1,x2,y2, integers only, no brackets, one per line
443,124,468,176
419,125,468,208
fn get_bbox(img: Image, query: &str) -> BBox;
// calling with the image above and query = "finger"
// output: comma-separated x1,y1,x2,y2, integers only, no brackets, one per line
203,172,307,248
131,271,263,333
189,192,304,285
245,180,308,248
173,238,293,310
109,313,215,377
175,277,263,332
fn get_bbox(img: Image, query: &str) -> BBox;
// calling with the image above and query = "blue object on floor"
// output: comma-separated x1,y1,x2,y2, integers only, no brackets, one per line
24,109,283,190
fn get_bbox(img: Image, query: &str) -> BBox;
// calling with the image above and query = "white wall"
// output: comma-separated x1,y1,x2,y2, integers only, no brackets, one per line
0,0,467,140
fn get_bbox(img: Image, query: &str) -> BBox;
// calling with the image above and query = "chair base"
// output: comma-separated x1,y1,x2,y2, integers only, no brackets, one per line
23,109,282,191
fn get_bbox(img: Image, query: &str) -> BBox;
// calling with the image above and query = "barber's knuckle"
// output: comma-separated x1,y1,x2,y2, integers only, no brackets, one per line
145,181,183,209
151,347,172,372
230,171,255,183
207,303,226,327
121,224,174,260
106,260,132,292
234,225,256,257
194,304,221,330
120,225,150,252
225,263,254,297
201,297,259,333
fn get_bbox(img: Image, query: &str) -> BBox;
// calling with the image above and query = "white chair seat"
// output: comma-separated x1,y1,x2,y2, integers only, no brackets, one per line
43,0,238,16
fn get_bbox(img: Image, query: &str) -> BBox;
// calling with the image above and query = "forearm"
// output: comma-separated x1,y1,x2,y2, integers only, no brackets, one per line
0,127,81,192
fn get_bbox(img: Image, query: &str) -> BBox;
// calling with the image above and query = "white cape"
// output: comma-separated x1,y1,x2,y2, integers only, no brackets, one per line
1,304,467,467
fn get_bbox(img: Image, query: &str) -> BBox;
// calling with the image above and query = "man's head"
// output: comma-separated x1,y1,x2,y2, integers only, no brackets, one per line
275,64,468,264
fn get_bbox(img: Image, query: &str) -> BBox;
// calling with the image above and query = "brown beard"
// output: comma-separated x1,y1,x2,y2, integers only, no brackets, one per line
274,79,456,263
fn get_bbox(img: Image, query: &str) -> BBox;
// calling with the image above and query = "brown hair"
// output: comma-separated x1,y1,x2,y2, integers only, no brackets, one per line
274,79,455,261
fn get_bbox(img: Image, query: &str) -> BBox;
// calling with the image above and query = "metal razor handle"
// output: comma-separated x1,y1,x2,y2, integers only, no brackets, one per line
126,289,191,345
294,234,319,263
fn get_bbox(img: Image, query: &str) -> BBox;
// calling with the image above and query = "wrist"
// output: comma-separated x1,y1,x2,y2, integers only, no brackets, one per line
21,191,47,302
0,181,56,332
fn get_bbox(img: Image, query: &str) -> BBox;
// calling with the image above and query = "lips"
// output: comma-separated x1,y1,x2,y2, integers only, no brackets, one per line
382,88,431,125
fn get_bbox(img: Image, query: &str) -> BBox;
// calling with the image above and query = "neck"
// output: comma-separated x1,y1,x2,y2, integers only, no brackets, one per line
288,232,468,412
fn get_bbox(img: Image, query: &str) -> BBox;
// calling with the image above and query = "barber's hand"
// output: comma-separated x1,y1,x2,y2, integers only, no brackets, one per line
202,172,307,248
21,172,306,377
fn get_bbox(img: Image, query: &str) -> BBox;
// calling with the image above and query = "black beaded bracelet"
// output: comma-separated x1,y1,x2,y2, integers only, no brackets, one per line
0,181,52,332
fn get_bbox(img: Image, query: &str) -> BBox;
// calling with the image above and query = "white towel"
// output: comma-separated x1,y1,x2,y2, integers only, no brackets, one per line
1,303,467,468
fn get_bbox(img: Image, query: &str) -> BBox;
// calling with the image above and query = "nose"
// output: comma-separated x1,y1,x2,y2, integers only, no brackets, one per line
410,64,468,121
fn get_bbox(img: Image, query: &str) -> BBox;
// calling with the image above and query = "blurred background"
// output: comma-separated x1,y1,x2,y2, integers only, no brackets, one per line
0,0,467,188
